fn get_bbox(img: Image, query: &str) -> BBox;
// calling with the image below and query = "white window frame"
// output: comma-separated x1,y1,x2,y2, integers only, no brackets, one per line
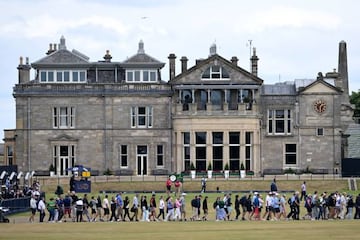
131,106,153,128
39,70,87,83
268,109,292,135
201,66,230,80
156,145,164,167
53,106,75,129
120,145,128,168
125,69,157,83
317,128,324,136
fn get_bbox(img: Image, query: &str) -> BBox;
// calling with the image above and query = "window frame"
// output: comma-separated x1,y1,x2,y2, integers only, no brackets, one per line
39,70,87,83
130,106,153,128
156,145,164,167
125,69,158,83
201,65,230,80
120,145,128,168
268,109,292,135
53,106,75,129
317,128,324,136
284,143,297,166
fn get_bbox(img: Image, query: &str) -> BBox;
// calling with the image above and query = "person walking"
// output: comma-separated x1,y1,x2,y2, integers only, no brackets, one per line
165,196,174,221
354,193,360,219
300,181,307,201
38,196,46,223
29,195,37,223
234,195,241,220
102,195,110,221
75,197,84,222
123,196,132,221
131,194,139,221
202,196,209,221
157,195,165,220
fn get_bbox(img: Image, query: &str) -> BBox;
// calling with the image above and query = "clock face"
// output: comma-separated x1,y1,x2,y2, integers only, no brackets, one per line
313,99,327,113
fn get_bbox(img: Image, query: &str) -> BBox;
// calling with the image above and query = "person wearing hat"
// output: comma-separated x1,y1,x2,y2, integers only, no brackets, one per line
262,192,273,221
180,193,187,221
76,197,84,222
253,192,261,220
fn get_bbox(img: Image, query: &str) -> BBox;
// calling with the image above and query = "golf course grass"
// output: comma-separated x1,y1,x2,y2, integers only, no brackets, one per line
1,179,359,240
1,219,359,240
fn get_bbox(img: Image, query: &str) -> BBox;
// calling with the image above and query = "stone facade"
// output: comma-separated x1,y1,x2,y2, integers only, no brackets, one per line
5,37,354,176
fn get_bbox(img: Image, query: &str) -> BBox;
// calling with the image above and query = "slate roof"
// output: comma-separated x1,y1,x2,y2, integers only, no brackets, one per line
261,83,296,95
122,40,164,68
32,36,89,68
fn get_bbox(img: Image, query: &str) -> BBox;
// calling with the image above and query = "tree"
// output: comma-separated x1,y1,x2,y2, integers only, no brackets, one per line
350,91,360,123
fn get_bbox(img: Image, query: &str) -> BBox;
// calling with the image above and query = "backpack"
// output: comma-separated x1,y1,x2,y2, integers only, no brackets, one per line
191,199,197,208
240,196,247,206
287,198,292,205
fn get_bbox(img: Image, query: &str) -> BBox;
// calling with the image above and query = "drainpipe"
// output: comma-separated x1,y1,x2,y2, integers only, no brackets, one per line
103,94,107,171
27,97,31,171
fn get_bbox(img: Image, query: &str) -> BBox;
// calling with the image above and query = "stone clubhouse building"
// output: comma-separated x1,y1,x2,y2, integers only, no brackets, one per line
3,36,354,177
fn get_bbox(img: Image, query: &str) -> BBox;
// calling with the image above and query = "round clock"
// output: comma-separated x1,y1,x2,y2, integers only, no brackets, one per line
313,99,327,113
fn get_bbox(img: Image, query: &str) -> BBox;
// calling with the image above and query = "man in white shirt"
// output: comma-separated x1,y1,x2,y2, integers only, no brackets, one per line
29,195,37,222
300,181,306,201
37,196,46,222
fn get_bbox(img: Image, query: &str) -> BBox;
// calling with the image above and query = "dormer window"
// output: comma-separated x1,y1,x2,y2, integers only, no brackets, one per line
39,70,86,83
126,69,157,83
202,66,229,80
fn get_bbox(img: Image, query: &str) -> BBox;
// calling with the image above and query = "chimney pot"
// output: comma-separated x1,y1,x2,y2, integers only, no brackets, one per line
19,56,23,65
168,53,177,80
231,56,238,66
250,47,259,76
180,56,188,73
103,50,112,62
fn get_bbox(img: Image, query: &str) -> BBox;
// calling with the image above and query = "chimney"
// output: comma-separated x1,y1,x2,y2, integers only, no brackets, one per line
250,47,259,76
53,43,57,51
59,35,66,50
231,56,238,66
103,50,112,62
17,56,31,84
46,43,54,55
180,56,188,73
168,53,176,80
209,43,217,56
338,40,349,98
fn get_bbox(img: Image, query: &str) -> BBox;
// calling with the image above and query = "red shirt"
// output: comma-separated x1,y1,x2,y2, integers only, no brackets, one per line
166,179,172,187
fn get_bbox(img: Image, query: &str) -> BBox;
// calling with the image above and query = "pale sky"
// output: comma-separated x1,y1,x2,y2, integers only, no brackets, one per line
0,0,359,142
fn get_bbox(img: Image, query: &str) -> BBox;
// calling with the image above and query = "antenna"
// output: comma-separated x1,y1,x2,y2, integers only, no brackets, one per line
248,40,252,59
247,40,252,70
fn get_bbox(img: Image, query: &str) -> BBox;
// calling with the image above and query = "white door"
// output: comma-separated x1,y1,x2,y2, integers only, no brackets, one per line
137,145,148,176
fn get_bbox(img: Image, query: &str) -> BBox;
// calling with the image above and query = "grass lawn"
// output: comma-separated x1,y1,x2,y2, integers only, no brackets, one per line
1,220,359,240
2,179,359,240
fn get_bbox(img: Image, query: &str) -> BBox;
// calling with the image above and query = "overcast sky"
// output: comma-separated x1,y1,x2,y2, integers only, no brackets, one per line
0,0,359,142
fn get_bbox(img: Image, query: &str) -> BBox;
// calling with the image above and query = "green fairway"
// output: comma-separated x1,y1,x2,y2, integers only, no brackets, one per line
1,220,359,240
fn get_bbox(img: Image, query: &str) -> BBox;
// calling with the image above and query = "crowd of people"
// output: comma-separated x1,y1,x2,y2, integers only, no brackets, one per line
25,178,360,223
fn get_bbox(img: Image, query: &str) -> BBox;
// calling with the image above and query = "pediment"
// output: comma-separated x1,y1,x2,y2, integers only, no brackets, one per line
32,49,89,68
169,54,263,86
49,134,78,142
300,79,340,94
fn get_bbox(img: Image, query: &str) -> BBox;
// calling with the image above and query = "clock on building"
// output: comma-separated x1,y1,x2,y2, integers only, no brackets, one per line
313,99,327,113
